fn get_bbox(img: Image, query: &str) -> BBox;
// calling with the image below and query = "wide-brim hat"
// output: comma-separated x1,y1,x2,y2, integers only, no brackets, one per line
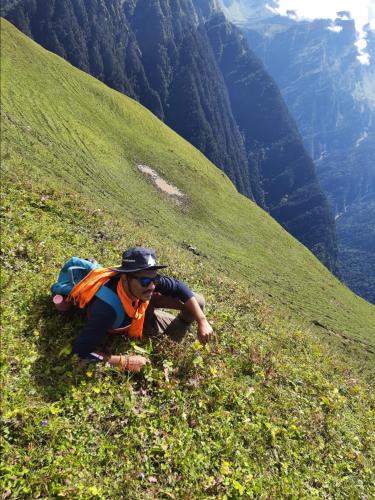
110,247,168,273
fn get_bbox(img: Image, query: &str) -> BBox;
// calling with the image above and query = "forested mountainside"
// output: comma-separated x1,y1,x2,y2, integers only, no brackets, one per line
1,0,338,272
220,0,375,303
205,13,337,267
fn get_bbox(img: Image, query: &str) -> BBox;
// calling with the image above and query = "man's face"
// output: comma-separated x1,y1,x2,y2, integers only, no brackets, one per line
125,270,158,301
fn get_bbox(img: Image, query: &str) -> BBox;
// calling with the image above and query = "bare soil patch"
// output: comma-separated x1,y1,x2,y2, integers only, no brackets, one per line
137,164,185,203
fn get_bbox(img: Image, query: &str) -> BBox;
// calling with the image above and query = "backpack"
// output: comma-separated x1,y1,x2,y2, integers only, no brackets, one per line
51,257,125,328
51,257,100,296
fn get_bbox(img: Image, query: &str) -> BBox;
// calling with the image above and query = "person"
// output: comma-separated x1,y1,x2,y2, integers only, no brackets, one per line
70,247,213,372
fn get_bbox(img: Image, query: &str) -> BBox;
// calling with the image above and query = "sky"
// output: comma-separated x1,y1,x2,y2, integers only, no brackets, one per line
269,0,375,64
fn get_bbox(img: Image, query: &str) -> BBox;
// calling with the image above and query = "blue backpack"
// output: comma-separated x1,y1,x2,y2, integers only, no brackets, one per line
51,257,125,328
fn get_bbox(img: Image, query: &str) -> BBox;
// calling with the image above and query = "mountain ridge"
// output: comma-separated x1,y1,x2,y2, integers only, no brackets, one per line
220,0,375,303
205,12,337,271
1,0,339,272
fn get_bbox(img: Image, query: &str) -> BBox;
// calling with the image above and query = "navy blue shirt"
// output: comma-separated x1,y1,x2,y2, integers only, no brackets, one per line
73,275,193,359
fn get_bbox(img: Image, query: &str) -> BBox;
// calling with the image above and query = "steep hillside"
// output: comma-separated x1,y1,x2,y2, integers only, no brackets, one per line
205,12,338,272
1,18,372,346
1,20,374,497
1,0,252,197
1,0,339,272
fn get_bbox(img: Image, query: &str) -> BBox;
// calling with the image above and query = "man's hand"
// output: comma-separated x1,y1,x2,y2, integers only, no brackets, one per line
108,354,148,372
197,317,213,345
127,355,148,373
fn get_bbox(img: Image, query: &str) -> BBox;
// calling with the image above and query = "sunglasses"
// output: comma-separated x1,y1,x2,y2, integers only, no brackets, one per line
130,275,159,287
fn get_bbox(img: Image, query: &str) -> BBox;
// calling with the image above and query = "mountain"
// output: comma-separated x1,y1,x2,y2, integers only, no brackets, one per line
205,12,337,270
220,0,375,303
1,0,338,272
1,19,374,497
1,0,252,196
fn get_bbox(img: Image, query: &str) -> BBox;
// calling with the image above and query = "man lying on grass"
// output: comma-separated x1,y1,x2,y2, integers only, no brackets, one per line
70,247,213,372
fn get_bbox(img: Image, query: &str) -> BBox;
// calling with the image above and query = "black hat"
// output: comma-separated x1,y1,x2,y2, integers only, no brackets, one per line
110,247,168,273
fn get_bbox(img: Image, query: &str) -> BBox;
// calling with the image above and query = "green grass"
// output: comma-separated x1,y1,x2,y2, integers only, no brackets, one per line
1,19,374,349
1,19,375,497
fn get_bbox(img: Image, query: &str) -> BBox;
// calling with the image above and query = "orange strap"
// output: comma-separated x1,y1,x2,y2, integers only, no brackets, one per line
69,267,149,338
116,279,148,338
68,268,117,307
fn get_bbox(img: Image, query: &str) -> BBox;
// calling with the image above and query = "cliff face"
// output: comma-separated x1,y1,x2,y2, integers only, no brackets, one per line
2,0,338,272
230,3,375,302
205,13,337,269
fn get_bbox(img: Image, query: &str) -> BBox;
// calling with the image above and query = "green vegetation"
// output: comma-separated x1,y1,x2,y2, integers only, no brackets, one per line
1,19,374,497
2,0,339,270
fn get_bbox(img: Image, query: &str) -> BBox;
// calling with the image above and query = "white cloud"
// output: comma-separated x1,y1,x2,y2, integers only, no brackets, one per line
327,25,343,33
358,53,371,64
271,0,375,64
356,38,368,50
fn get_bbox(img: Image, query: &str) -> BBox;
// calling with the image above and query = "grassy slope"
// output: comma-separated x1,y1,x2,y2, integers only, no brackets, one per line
1,19,374,349
1,19,374,498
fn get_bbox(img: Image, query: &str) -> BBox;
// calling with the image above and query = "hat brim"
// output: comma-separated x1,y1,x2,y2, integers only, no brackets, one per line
109,265,168,273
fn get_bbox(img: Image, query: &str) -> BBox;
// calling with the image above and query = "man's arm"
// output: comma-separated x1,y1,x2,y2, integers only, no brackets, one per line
156,276,213,344
73,299,116,359
73,298,148,371
183,296,213,345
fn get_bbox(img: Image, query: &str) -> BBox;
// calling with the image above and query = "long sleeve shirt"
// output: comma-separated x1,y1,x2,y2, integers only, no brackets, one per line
73,275,193,359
